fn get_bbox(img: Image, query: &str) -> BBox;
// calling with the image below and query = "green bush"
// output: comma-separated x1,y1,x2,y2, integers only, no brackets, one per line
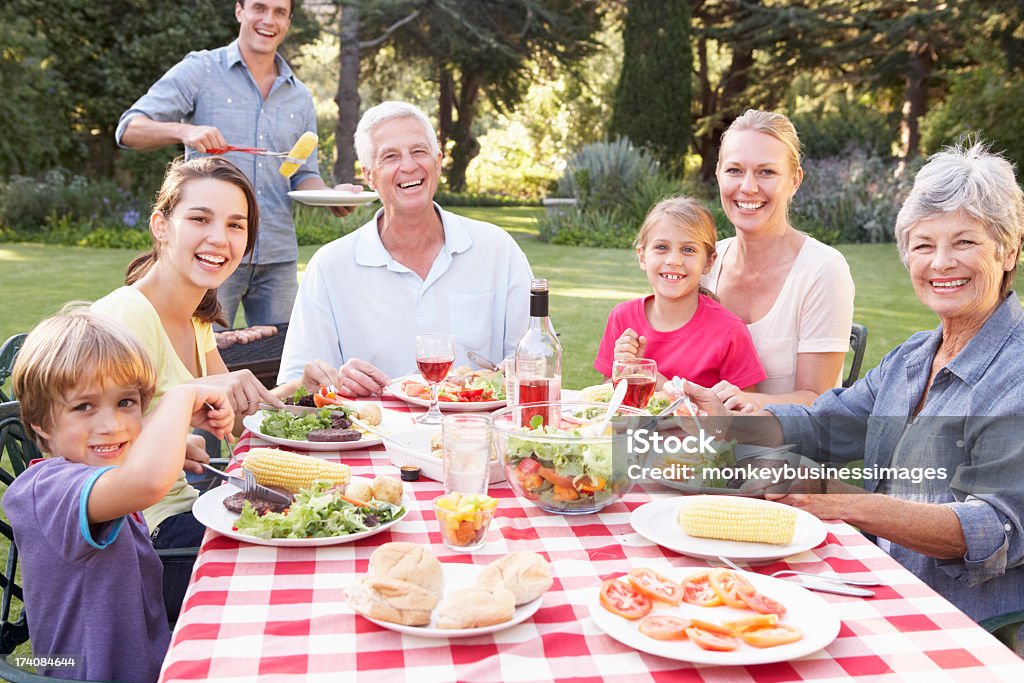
0,170,145,233
555,138,659,208
293,203,377,246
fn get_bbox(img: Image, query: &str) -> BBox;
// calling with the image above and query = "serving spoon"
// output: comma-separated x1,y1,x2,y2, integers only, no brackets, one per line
583,379,628,437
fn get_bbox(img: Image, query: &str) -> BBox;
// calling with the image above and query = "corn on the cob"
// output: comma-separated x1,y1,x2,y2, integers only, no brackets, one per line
678,497,797,545
242,448,350,493
278,132,318,178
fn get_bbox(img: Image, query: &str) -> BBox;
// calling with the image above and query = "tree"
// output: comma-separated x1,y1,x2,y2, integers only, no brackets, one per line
385,0,604,191
609,0,692,172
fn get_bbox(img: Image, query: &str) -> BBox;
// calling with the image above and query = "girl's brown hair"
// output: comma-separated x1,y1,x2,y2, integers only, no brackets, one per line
125,156,259,327
13,305,157,452
635,196,720,300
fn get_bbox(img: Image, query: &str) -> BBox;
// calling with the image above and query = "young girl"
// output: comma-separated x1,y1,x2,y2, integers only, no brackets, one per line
3,309,233,682
594,196,766,392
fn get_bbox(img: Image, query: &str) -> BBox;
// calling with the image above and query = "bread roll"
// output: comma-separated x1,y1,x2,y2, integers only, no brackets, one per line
346,576,438,626
368,542,444,596
435,585,516,629
476,551,553,605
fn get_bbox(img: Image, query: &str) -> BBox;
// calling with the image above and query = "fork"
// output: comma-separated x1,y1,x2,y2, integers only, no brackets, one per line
718,555,881,586
241,467,292,506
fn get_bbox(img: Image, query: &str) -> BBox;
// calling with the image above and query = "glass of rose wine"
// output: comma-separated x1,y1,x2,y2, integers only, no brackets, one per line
415,333,456,424
612,358,658,409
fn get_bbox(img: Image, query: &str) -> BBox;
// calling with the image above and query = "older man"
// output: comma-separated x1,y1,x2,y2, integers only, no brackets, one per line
278,101,533,395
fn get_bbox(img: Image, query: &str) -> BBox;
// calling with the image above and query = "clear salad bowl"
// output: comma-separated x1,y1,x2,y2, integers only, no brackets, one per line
490,401,649,515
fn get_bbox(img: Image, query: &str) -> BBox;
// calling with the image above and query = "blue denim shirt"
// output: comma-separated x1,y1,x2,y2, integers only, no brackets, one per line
769,293,1024,623
116,40,319,264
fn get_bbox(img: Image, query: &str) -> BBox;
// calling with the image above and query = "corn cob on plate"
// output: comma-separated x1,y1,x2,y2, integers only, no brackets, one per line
242,407,413,454
630,496,827,563
191,475,410,547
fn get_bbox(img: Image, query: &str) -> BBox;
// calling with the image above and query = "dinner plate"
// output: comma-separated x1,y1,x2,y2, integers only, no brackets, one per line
351,563,543,638
287,189,379,206
630,495,827,562
243,406,410,453
590,564,840,665
386,374,506,412
192,480,410,547
653,446,820,497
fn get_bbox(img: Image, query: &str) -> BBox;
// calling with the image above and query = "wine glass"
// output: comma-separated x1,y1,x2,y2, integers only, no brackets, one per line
612,358,658,409
415,333,455,424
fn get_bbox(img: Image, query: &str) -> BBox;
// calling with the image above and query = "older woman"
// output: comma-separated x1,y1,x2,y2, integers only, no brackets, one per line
278,101,534,395
704,110,855,411
678,141,1024,637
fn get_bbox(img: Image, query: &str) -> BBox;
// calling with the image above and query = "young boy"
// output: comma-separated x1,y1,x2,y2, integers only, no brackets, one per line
2,309,233,682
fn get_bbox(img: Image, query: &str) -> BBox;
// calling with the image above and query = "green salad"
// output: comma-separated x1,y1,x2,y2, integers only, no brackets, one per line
260,407,348,440
234,481,405,539
505,417,627,509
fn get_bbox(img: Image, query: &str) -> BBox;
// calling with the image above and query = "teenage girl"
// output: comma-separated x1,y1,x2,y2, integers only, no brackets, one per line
594,196,766,392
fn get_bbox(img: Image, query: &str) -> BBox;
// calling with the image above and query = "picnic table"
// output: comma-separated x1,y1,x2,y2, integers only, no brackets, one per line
159,397,1024,682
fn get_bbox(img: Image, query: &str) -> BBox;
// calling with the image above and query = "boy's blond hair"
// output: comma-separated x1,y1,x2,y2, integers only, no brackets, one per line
12,305,157,451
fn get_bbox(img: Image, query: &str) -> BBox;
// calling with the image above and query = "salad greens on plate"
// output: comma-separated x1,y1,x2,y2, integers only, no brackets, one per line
260,407,349,440
234,481,405,539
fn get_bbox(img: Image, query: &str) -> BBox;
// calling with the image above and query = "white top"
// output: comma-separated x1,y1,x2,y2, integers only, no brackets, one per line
703,236,855,394
278,205,534,382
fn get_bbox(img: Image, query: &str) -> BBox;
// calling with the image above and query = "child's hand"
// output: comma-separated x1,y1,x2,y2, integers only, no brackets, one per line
183,434,211,475
710,381,761,413
613,328,647,360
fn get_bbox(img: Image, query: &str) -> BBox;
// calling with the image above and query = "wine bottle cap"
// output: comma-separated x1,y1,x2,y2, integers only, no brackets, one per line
530,278,548,294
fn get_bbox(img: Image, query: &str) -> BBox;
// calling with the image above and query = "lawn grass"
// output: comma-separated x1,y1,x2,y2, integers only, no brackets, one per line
1,208,1018,392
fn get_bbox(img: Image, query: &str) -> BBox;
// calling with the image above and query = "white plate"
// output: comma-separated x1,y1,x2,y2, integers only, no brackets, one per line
192,480,409,547
383,426,506,484
630,496,827,562
243,406,410,453
590,565,840,666
287,190,379,206
386,374,506,412
352,563,543,638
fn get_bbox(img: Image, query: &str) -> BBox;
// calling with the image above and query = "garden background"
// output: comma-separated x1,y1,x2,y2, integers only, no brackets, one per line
2,0,1024,389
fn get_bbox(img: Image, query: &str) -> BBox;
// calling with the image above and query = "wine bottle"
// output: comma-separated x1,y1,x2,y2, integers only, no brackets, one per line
514,278,562,426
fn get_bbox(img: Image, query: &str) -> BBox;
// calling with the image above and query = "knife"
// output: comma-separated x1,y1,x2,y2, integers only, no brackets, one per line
796,578,875,598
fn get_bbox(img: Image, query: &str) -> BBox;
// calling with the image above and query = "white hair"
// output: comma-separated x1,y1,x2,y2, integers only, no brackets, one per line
353,101,440,172
895,140,1024,298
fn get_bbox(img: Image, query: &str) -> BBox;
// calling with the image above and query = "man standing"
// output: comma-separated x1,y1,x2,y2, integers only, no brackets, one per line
117,0,356,328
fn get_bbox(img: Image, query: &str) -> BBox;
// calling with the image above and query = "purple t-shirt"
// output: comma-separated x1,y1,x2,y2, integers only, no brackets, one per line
2,458,170,682
595,295,766,389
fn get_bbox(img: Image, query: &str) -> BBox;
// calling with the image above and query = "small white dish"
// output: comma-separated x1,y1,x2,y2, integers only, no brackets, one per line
383,426,506,484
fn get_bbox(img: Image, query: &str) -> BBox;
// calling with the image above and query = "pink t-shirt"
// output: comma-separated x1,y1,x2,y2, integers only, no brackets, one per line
594,295,766,389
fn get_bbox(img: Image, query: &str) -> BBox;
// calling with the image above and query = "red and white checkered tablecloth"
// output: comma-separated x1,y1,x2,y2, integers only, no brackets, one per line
159,398,1024,682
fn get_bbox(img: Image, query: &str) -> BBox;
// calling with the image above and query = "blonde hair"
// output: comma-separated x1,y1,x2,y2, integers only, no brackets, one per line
635,196,719,300
719,109,803,174
13,305,157,451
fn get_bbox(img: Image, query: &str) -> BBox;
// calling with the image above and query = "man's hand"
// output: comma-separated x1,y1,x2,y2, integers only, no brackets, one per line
325,182,365,218
182,124,228,153
337,358,391,397
710,380,760,413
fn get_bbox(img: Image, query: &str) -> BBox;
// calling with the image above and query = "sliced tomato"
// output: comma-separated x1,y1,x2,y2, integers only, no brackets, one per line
454,388,486,401
313,385,346,407
599,579,652,620
737,585,787,616
638,615,690,640
708,569,756,609
537,466,576,490
723,613,779,633
687,618,735,636
686,626,739,651
680,570,724,607
739,624,803,648
515,458,541,476
628,568,683,605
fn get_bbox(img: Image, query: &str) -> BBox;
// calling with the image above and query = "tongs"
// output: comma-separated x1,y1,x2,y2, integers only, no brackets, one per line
204,145,296,157
200,462,292,507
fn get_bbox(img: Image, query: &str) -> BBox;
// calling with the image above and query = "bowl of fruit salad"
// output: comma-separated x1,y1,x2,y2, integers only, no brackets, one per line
490,401,648,515
433,492,499,551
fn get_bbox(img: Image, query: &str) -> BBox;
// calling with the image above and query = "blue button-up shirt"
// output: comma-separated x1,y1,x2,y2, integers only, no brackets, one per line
116,40,319,264
769,293,1024,623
